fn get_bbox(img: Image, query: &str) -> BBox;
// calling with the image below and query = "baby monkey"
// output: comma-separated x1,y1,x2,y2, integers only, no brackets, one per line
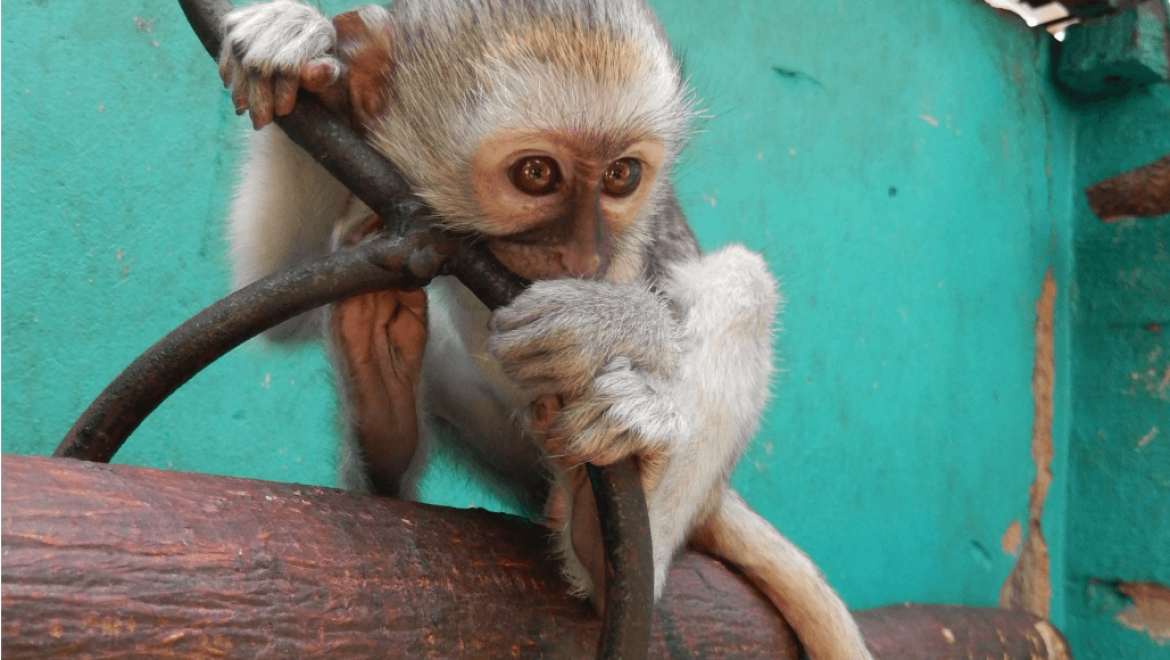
220,0,872,657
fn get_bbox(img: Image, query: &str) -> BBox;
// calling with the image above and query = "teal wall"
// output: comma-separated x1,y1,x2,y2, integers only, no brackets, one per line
1065,81,1170,658
3,0,1166,654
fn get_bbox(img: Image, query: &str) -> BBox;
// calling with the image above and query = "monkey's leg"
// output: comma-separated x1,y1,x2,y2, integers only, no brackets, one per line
690,490,873,660
331,215,429,497
531,394,609,613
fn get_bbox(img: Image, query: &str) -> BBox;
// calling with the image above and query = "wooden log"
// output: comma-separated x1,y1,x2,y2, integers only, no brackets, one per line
1,454,1071,659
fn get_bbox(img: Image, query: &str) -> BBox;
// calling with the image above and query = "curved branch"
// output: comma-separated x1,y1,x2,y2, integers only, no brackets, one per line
54,2,655,659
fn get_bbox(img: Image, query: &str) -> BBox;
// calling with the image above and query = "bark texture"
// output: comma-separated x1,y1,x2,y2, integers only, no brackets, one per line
2,454,1070,660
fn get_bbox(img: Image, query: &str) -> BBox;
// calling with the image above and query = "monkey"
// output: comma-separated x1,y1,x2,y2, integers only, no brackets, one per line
219,1,873,658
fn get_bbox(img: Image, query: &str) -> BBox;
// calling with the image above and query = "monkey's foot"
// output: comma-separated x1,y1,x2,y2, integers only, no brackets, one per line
542,455,607,614
330,215,428,497
530,381,679,614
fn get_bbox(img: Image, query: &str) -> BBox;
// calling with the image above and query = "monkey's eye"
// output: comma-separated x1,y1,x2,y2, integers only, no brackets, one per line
602,158,641,197
509,156,562,196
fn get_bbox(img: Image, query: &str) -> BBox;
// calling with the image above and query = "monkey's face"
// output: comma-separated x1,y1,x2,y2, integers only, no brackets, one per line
469,129,664,281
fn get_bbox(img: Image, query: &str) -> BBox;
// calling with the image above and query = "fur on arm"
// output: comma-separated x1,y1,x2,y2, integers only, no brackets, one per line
228,126,355,340
643,244,780,593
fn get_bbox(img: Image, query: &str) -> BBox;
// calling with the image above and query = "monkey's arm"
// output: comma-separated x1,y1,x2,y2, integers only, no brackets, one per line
223,1,429,489
490,245,777,593
492,248,873,660
228,128,358,340
655,246,871,660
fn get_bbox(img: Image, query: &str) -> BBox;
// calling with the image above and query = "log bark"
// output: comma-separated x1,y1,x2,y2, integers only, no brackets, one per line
1,454,1071,659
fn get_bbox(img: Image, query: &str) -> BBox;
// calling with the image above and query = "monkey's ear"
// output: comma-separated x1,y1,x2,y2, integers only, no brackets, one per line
332,11,395,130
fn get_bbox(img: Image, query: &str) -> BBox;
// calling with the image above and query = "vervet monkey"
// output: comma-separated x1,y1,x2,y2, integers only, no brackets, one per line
220,1,872,657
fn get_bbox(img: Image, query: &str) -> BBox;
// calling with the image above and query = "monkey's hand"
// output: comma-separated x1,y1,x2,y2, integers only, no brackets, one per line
219,0,343,129
489,280,690,468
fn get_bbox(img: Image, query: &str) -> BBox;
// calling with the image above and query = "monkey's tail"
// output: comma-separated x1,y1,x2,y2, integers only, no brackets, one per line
690,489,874,660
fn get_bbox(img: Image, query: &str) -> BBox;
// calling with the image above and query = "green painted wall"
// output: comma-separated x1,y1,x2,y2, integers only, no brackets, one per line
2,0,1163,654
1065,81,1170,658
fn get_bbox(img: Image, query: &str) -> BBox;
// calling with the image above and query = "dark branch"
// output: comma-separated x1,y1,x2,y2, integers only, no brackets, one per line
54,3,654,660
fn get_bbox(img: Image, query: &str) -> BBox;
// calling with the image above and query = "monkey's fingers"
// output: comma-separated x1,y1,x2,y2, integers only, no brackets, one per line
499,357,594,399
380,289,428,367
270,58,346,118
341,216,428,370
528,393,564,437
273,75,299,118
229,68,250,116
372,300,423,389
489,326,603,395
217,52,236,89
299,59,342,94
225,66,279,130
247,75,277,130
550,364,683,474
488,293,553,333
539,397,644,468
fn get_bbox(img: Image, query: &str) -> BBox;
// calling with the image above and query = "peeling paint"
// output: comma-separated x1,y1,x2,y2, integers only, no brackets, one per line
1001,520,1023,555
1137,427,1158,449
999,269,1055,619
1115,582,1170,644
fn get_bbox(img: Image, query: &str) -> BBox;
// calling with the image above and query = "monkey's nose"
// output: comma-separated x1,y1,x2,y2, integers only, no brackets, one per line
557,251,605,280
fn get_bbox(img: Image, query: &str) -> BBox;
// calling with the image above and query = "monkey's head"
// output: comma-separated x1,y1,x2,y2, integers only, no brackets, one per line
358,0,695,284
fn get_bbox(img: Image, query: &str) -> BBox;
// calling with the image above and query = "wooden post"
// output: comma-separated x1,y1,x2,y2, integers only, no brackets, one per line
1,454,1071,659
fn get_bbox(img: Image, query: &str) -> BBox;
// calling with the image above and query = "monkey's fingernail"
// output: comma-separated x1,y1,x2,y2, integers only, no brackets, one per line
231,86,249,114
304,59,344,90
529,393,563,433
250,107,272,130
274,78,298,116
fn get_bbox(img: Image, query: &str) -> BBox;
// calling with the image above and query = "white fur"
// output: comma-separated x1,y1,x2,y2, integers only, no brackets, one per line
228,126,354,339
695,491,873,660
220,0,338,74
